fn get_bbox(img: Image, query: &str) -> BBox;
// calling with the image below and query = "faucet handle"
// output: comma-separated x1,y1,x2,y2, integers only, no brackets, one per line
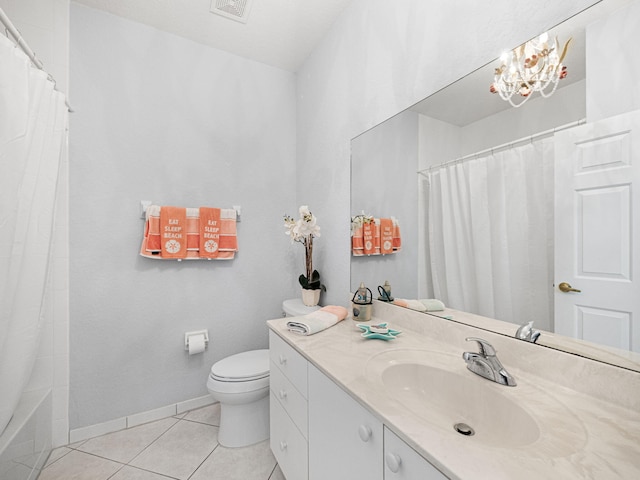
515,321,541,343
465,337,496,357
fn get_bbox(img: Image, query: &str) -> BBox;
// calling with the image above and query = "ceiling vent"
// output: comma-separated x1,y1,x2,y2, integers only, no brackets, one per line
210,0,253,24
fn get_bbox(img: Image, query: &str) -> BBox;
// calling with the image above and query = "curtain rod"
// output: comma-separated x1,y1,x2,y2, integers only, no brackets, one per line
418,118,586,176
0,7,72,112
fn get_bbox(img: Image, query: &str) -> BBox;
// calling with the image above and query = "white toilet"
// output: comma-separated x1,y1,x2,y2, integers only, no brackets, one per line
282,298,321,317
206,300,319,448
207,349,270,448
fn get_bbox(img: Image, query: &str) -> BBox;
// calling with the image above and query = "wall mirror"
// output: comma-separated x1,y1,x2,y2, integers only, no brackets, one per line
351,0,640,372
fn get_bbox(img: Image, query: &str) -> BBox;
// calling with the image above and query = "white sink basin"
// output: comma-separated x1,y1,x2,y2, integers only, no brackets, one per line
381,362,539,447
366,349,586,456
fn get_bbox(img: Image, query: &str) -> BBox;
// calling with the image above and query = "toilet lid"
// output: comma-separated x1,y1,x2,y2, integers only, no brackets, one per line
210,349,270,381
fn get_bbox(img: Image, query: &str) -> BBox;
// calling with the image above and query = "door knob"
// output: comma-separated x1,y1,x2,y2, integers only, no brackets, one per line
558,282,581,293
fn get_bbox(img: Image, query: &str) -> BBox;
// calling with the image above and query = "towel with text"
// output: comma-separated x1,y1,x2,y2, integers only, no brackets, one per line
140,205,238,260
351,217,401,256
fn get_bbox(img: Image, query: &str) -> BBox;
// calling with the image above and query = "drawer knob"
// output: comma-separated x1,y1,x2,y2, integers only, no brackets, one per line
278,389,288,400
385,452,402,473
358,424,372,442
280,441,288,451
279,354,287,365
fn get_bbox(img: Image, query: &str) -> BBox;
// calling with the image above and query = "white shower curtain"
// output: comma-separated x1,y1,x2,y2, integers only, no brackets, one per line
0,34,68,435
426,140,554,330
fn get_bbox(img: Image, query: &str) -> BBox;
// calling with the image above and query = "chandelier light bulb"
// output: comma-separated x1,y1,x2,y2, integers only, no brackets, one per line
490,32,572,107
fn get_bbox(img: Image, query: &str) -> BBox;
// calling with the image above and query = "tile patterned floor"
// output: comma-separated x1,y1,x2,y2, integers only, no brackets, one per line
39,404,285,480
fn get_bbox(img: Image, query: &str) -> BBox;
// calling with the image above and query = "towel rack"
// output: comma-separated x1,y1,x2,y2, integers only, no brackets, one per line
140,201,241,221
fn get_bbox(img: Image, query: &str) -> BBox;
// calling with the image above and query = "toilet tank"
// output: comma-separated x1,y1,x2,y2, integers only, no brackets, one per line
282,298,320,317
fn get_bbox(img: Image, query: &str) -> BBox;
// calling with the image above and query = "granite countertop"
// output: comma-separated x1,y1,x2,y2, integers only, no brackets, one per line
267,303,640,479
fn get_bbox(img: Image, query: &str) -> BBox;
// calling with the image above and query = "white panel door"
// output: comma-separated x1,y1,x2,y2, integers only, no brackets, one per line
554,110,640,352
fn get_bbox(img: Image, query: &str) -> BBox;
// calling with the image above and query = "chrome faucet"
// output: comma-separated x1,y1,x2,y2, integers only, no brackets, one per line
515,321,541,343
462,337,516,386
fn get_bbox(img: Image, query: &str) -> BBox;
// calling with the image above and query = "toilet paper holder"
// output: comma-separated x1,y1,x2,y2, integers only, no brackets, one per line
184,330,209,351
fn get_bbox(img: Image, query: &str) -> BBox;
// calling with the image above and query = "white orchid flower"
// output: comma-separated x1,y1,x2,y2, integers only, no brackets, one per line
284,206,321,243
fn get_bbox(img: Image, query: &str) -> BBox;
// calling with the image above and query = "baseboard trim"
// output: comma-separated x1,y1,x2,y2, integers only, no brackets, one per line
69,395,215,444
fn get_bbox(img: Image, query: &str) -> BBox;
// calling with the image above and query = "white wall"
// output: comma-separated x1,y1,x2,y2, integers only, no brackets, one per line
587,0,640,121
69,4,297,429
350,110,419,298
295,0,599,307
0,0,70,448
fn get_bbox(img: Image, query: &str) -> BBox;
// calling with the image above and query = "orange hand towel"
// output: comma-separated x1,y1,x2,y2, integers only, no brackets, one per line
392,220,402,252
319,305,349,320
380,218,393,254
160,206,187,259
363,222,375,255
373,220,381,255
186,208,200,252
144,205,161,254
199,207,221,258
218,208,238,253
351,225,364,256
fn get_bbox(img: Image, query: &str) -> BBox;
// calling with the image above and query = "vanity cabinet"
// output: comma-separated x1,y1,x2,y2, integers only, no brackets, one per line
269,330,447,480
307,363,447,480
269,331,309,480
308,363,383,480
384,427,447,480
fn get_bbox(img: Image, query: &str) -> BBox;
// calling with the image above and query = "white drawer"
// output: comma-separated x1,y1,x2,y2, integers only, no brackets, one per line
270,361,308,439
269,331,308,398
270,391,308,480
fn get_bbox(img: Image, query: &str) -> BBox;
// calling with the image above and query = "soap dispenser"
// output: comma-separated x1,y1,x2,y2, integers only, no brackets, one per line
377,280,393,302
352,282,373,321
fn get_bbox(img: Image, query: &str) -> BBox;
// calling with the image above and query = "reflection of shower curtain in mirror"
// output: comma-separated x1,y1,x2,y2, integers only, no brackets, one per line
0,34,67,435
425,140,554,330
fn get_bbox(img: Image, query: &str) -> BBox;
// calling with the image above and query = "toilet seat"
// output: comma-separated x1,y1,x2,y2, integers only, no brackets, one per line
210,349,269,382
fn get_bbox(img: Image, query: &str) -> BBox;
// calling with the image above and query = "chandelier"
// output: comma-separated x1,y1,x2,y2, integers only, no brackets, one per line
490,32,572,107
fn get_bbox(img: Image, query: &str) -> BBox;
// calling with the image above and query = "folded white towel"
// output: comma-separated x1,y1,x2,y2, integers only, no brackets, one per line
405,299,427,312
419,299,446,311
287,310,343,336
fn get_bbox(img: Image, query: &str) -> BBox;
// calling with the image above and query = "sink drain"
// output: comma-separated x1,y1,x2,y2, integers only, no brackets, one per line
454,422,475,436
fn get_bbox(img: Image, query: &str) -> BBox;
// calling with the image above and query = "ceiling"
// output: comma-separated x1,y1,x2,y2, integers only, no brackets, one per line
72,0,355,72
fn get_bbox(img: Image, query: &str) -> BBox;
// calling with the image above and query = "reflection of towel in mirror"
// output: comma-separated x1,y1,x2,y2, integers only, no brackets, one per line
352,225,364,256
420,299,446,311
392,299,427,312
392,218,402,252
287,306,349,335
373,219,381,254
363,222,375,255
380,218,393,254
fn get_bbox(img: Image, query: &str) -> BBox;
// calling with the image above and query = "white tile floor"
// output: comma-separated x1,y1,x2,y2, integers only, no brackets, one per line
39,404,285,480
